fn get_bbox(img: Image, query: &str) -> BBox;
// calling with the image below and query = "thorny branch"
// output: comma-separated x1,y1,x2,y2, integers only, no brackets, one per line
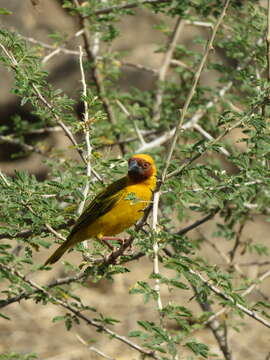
161,0,231,182
73,0,125,155
0,40,103,183
77,45,92,217
137,36,263,155
149,0,231,343
0,135,42,155
192,285,233,360
152,17,185,122
190,268,270,329
76,334,116,360
0,264,160,360
93,0,172,16
267,0,270,81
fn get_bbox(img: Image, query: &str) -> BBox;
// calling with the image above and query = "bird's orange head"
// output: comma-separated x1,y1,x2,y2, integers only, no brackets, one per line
128,153,156,183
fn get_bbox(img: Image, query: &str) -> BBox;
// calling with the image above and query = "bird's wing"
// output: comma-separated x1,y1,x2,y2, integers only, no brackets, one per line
68,176,128,238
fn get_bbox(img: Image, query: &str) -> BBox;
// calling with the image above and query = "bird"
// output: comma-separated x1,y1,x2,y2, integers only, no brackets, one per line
44,153,157,265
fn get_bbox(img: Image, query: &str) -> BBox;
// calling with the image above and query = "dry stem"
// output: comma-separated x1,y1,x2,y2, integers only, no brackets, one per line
267,0,270,81
152,17,185,122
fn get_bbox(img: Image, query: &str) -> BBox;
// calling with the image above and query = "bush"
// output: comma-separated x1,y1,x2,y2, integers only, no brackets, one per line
0,1,270,359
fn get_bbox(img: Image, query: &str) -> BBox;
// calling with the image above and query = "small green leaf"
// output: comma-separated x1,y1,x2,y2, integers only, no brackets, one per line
186,341,209,358
0,8,12,15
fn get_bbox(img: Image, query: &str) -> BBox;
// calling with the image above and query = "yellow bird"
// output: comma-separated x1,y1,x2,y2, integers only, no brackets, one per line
44,154,157,265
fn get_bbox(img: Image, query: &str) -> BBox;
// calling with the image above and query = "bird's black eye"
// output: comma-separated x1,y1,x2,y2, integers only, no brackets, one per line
142,162,149,169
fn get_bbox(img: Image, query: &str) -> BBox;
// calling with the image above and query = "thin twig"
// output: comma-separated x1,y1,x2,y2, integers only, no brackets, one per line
267,0,270,81
76,334,116,360
45,223,66,241
0,42,86,165
166,116,244,179
77,45,92,217
189,268,270,329
137,23,263,157
116,99,146,145
170,58,193,71
153,17,185,122
42,29,85,64
0,271,85,308
0,169,10,187
0,40,103,183
93,0,172,15
204,268,270,326
192,285,233,360
122,61,158,74
193,123,230,156
0,134,42,155
185,20,214,29
137,76,233,154
21,34,82,56
176,208,220,236
73,0,125,155
161,0,231,183
229,219,246,262
152,191,163,314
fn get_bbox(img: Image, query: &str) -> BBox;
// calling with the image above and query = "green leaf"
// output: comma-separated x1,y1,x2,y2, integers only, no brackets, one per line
185,341,209,358
0,312,10,320
0,8,12,15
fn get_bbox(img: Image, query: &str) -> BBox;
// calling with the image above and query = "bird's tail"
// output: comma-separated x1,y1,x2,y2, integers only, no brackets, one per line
44,239,71,266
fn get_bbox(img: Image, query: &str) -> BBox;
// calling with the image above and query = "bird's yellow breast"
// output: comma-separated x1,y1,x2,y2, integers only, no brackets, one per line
85,182,153,238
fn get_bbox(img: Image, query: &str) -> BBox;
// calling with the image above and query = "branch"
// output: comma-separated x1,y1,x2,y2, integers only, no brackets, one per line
137,65,233,154
152,17,185,122
93,0,172,16
176,208,220,236
21,29,84,64
0,134,42,155
166,115,245,179
189,268,270,329
73,0,125,155
77,45,93,217
161,0,231,183
0,169,10,187
122,61,158,75
150,1,231,324
152,191,163,315
0,42,86,166
76,334,116,360
0,271,85,308
192,285,233,360
116,99,146,146
267,0,270,81
203,268,270,327
137,31,263,156
0,264,160,359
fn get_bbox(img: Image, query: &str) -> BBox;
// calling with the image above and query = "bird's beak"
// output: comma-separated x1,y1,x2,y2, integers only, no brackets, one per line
128,159,140,175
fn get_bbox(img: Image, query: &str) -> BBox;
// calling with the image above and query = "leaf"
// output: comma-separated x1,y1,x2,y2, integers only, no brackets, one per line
52,315,66,323
128,330,148,340
0,312,10,320
0,8,12,15
185,341,209,358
